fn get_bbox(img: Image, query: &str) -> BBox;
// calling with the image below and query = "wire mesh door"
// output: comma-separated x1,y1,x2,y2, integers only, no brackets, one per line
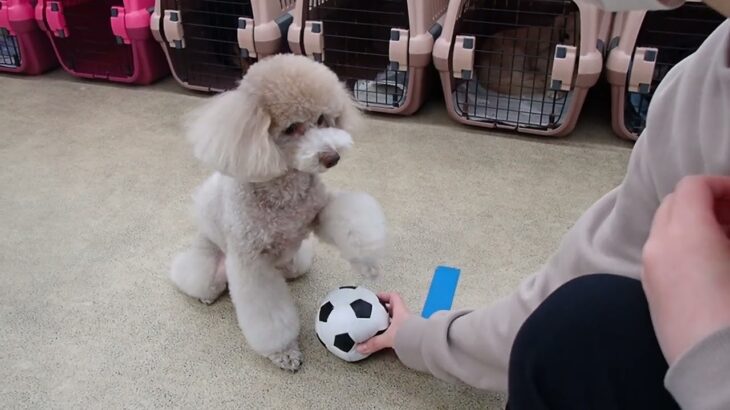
51,0,134,78
305,0,410,109
452,0,579,130
0,28,21,68
162,0,254,91
623,4,724,135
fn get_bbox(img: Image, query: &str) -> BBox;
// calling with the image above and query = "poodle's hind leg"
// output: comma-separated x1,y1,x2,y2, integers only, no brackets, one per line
170,234,228,304
278,236,315,281
226,251,302,371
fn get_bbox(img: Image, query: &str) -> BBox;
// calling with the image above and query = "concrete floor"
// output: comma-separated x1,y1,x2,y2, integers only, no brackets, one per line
0,70,633,409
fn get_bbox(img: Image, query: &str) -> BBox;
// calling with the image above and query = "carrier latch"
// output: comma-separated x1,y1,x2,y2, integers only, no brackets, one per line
163,9,184,49
150,0,163,43
452,35,475,80
237,17,256,58
388,28,408,71
45,1,69,38
628,47,658,94
303,20,324,62
550,45,577,92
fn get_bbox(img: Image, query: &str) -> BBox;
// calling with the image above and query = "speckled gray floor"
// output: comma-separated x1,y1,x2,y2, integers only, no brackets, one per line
0,70,632,409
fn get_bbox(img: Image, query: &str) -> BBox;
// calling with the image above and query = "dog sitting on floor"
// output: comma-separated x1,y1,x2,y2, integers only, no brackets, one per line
170,54,387,371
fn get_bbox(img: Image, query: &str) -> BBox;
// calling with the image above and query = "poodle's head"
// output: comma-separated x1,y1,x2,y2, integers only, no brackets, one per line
185,54,361,182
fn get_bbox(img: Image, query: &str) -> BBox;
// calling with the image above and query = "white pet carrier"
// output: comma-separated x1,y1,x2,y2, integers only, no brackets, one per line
288,0,449,115
433,0,612,136
606,1,725,140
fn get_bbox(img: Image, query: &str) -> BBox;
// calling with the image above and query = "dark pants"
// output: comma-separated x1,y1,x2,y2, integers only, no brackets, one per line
507,274,680,410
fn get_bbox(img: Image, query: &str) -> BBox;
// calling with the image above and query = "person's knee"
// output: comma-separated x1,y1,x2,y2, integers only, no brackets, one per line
509,274,676,410
510,274,647,374
516,274,643,339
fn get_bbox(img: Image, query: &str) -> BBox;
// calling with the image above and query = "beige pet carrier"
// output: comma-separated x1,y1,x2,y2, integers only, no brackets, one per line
150,0,294,92
433,0,611,136
606,2,725,141
288,0,449,115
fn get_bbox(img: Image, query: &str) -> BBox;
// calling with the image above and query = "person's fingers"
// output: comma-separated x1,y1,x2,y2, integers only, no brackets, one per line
388,293,410,316
673,177,716,225
715,199,730,227
377,293,394,303
696,176,730,200
650,192,675,235
356,333,391,354
674,176,730,227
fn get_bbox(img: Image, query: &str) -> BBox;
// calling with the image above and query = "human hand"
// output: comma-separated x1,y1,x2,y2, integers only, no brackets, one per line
642,175,730,365
356,292,413,355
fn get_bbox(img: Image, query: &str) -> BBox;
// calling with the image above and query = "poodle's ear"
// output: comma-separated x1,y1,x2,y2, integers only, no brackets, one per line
336,88,363,134
185,88,287,182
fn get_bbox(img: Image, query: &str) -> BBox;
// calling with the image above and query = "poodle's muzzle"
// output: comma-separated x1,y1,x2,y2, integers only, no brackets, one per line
293,127,353,174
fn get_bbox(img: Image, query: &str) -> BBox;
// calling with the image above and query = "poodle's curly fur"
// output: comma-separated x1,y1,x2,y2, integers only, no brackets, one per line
170,54,387,371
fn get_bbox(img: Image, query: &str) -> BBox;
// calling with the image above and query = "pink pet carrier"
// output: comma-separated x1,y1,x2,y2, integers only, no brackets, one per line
433,0,612,136
34,0,168,84
0,0,57,74
606,2,725,141
150,0,294,92
288,0,449,115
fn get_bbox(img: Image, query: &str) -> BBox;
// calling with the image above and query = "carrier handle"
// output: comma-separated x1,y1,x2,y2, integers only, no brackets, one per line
110,7,129,44
303,20,324,62
452,35,475,80
628,47,658,94
550,45,577,92
237,17,256,58
150,0,163,43
163,9,184,49
110,6,151,45
388,28,408,72
45,1,68,38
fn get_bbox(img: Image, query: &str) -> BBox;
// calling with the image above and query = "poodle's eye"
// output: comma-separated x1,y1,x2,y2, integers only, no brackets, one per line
284,123,301,135
317,114,327,127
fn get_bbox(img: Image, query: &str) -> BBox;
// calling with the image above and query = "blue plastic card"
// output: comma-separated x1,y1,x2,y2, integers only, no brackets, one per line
421,266,461,318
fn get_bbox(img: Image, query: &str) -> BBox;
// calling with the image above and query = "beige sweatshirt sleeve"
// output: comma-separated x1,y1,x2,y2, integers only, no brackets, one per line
665,327,730,410
395,19,730,392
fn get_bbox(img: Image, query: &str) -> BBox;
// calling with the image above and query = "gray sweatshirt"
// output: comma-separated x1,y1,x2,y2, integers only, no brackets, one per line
394,15,730,410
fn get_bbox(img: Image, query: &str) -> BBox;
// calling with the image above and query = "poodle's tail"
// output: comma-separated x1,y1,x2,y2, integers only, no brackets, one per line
170,236,227,304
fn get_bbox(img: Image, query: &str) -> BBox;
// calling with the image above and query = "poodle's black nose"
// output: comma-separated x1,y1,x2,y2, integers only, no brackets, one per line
320,152,340,168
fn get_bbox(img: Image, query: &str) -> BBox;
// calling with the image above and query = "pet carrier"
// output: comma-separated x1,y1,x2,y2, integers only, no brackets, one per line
606,2,725,141
150,0,294,92
0,0,57,74
34,0,168,84
288,0,449,115
433,0,611,136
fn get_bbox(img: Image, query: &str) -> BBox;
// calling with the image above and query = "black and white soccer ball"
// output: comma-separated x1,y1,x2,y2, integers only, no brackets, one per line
315,286,390,362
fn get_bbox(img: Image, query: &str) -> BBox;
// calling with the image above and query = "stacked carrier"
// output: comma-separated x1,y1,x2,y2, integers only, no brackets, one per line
34,0,168,84
606,1,725,140
433,0,612,136
150,0,295,92
0,0,57,74
288,0,449,115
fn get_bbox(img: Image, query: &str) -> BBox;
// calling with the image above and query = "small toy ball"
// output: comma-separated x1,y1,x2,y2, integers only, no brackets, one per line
315,286,390,362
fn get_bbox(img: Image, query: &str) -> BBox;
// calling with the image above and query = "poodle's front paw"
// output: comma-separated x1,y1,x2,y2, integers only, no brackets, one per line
199,283,227,305
351,259,380,280
267,341,303,372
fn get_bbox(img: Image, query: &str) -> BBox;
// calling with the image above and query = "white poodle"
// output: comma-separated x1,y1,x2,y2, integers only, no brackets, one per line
170,54,387,372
